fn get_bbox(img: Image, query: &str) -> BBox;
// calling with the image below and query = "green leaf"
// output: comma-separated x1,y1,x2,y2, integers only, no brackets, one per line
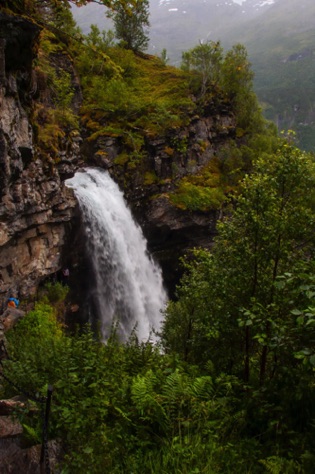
83,447,94,455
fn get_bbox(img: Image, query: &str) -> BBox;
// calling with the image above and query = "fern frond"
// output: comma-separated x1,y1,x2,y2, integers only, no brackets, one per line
189,376,214,399
131,371,168,430
260,456,303,474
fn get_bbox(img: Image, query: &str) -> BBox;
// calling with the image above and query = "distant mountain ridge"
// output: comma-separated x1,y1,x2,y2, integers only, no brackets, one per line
149,0,276,60
72,0,277,61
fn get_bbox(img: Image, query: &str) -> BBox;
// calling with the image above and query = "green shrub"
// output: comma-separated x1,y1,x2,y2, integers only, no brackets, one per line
42,282,69,304
170,179,226,211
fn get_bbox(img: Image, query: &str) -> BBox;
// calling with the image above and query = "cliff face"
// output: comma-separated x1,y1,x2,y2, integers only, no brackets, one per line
87,108,235,293
0,11,237,306
0,13,81,304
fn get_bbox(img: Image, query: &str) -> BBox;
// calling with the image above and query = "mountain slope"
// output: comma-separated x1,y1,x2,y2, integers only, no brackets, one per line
226,0,315,150
72,0,315,150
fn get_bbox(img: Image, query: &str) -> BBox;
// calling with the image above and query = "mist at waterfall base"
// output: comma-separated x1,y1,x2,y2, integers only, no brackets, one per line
66,168,167,342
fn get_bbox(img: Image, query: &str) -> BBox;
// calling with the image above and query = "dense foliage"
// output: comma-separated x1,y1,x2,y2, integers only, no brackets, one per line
181,41,264,134
3,141,315,472
1,297,252,473
3,3,315,472
162,140,315,472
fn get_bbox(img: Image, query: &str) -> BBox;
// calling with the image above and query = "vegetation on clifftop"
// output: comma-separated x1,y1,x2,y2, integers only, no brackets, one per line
4,0,280,211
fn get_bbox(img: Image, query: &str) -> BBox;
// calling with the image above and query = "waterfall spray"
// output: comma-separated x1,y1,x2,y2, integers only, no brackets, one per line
66,168,167,341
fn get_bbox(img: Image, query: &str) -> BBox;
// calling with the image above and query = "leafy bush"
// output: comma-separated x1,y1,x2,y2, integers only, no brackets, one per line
1,304,262,473
42,282,69,305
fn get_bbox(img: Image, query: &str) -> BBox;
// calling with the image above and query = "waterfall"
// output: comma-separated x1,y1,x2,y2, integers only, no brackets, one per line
66,168,167,342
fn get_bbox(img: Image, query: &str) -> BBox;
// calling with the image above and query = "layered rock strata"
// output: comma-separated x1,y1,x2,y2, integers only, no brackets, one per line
0,13,81,306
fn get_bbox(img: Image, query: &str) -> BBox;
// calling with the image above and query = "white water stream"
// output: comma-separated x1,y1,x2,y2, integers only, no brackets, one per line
66,168,167,342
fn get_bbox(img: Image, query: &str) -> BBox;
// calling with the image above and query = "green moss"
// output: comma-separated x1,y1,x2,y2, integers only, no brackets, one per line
114,152,129,166
31,29,79,160
169,158,230,211
170,181,226,211
197,139,208,153
95,150,108,158
127,161,137,170
144,171,158,185
75,34,196,140
123,132,144,152
88,127,123,141
171,136,188,154
164,146,175,156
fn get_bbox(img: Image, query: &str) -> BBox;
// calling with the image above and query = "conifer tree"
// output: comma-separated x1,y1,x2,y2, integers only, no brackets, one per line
107,0,150,52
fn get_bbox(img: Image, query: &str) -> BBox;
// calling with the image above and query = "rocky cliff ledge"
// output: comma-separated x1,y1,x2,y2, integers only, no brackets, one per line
0,13,81,305
86,105,235,293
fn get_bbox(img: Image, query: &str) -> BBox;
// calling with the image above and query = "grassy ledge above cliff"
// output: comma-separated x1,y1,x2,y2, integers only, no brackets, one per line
4,2,280,213
73,27,279,209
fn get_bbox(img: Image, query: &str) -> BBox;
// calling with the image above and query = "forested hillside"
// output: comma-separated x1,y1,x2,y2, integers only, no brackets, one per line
229,0,315,151
1,1,315,473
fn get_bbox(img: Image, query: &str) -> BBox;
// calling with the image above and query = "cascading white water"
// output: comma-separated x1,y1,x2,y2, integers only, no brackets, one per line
66,168,167,342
